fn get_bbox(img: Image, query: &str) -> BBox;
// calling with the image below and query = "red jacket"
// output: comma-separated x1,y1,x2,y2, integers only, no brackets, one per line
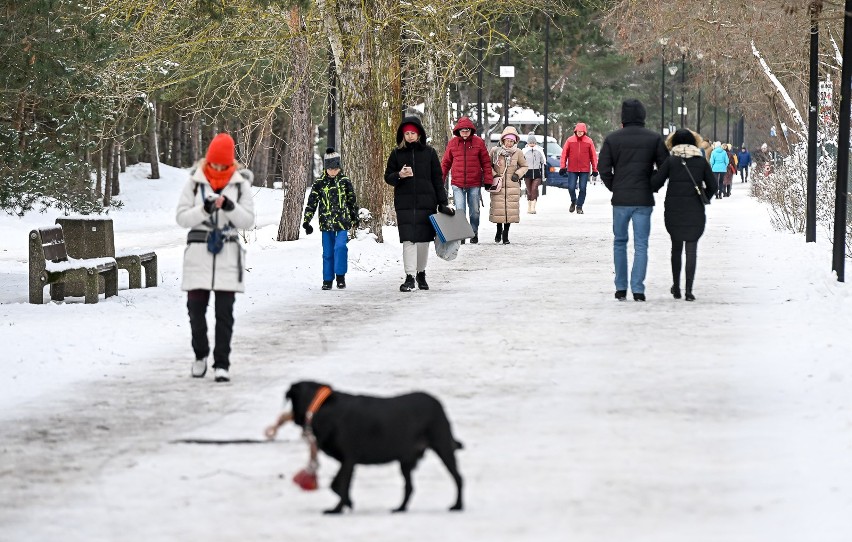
441,117,494,189
560,122,598,173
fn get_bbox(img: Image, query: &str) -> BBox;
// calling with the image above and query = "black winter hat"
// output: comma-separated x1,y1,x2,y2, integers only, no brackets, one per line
671,129,697,147
324,147,341,169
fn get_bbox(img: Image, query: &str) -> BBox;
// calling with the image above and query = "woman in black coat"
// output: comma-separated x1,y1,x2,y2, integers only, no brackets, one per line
651,129,716,301
384,116,454,292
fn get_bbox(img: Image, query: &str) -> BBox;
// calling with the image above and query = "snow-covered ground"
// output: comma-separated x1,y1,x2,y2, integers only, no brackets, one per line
1,163,850,542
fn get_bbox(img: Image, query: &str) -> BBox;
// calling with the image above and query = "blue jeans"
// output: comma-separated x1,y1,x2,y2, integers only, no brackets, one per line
566,172,589,207
452,186,481,234
612,206,652,294
321,230,349,281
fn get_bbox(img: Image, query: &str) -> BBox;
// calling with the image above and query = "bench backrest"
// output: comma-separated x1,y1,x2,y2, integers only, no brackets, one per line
32,225,69,263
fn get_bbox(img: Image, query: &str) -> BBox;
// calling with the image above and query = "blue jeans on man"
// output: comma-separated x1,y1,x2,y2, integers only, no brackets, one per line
612,206,652,294
566,172,589,207
321,230,349,281
452,186,481,234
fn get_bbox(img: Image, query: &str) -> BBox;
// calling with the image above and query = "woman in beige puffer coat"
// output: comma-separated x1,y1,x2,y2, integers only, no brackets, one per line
488,126,528,244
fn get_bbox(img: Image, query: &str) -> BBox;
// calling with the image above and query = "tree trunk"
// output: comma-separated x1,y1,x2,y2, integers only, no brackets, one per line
189,115,201,164
319,0,388,242
252,115,273,188
171,109,183,167
148,99,161,179
95,148,103,197
111,138,121,196
423,55,450,158
103,138,114,206
278,8,313,241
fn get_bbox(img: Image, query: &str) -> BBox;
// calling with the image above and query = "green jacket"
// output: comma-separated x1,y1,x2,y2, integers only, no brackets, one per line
303,172,359,232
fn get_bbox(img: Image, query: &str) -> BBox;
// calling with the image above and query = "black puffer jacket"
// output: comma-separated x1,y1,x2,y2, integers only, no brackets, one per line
598,99,669,206
651,146,717,242
384,116,448,243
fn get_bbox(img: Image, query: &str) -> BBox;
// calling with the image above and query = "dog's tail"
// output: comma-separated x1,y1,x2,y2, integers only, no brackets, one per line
454,439,464,450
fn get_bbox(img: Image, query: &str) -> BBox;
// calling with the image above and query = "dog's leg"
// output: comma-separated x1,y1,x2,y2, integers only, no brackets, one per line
432,444,464,511
392,460,417,513
324,461,355,515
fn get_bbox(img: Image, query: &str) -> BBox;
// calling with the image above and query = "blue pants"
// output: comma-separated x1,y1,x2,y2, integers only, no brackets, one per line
321,230,349,281
612,206,652,294
452,186,481,234
566,172,589,207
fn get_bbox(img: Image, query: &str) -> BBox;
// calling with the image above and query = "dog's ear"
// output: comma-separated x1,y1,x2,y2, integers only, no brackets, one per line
286,382,307,427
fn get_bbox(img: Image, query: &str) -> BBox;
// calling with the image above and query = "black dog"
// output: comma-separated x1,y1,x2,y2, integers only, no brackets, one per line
286,381,464,514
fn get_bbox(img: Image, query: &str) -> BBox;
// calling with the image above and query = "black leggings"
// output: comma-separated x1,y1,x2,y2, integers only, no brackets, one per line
671,240,698,291
187,289,236,369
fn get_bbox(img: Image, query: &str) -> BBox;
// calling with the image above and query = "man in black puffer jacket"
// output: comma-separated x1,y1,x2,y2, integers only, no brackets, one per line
598,99,669,302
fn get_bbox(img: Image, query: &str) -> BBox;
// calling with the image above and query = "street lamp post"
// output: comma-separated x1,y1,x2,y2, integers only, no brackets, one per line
680,51,686,128
696,51,704,134
503,17,510,126
659,38,670,135
668,63,678,134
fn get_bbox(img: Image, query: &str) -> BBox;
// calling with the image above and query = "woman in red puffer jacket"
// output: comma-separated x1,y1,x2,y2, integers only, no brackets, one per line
441,116,493,244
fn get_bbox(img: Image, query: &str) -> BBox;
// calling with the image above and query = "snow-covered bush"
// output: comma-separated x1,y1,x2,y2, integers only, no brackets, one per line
751,126,851,257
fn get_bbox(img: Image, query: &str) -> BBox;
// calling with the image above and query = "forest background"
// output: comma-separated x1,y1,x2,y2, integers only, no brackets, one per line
0,0,846,248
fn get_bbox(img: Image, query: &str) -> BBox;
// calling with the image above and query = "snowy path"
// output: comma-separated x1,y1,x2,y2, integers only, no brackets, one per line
1,178,851,542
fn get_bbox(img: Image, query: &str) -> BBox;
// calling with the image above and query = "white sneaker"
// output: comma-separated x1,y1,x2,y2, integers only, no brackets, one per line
191,357,207,378
213,368,230,382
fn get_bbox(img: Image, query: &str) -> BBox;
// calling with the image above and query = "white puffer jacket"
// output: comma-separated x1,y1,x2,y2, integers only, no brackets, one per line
176,164,256,292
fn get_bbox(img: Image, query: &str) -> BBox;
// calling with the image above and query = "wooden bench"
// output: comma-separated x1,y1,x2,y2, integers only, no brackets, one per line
29,225,118,304
55,217,158,289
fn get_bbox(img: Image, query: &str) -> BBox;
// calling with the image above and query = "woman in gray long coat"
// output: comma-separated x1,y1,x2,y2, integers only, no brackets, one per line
176,133,255,382
651,129,715,302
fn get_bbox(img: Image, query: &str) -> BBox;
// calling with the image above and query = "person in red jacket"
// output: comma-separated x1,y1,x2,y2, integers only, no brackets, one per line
558,122,599,214
441,117,493,244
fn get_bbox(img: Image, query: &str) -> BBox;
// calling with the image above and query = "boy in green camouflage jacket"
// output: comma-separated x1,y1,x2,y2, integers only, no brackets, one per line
303,148,359,290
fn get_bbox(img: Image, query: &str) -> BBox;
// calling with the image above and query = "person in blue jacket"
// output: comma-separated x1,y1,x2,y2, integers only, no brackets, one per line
737,145,752,183
709,142,729,199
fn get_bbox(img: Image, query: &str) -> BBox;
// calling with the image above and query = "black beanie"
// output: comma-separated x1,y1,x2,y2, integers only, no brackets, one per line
324,147,341,169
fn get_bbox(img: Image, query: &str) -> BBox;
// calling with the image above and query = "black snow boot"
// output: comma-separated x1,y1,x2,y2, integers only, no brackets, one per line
400,275,415,292
321,280,333,290
671,285,682,299
336,274,346,289
416,271,429,290
495,224,503,243
501,223,511,244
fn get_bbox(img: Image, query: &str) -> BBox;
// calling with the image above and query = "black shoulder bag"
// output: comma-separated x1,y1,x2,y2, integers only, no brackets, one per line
680,158,710,205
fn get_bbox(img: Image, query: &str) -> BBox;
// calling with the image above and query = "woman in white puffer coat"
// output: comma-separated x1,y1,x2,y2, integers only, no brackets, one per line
175,133,255,383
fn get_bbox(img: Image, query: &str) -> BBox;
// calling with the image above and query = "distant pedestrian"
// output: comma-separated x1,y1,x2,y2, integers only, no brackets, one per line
384,116,454,292
558,122,598,214
723,144,736,196
737,145,752,183
651,129,716,302
522,133,546,214
597,99,669,301
709,142,729,199
489,126,528,244
441,116,493,244
303,148,359,290
176,133,256,382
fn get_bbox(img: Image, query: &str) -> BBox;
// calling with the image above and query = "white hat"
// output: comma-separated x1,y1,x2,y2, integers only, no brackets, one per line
527,133,538,145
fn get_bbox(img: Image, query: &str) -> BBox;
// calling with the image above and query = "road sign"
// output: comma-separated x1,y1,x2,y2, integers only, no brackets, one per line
499,66,515,78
